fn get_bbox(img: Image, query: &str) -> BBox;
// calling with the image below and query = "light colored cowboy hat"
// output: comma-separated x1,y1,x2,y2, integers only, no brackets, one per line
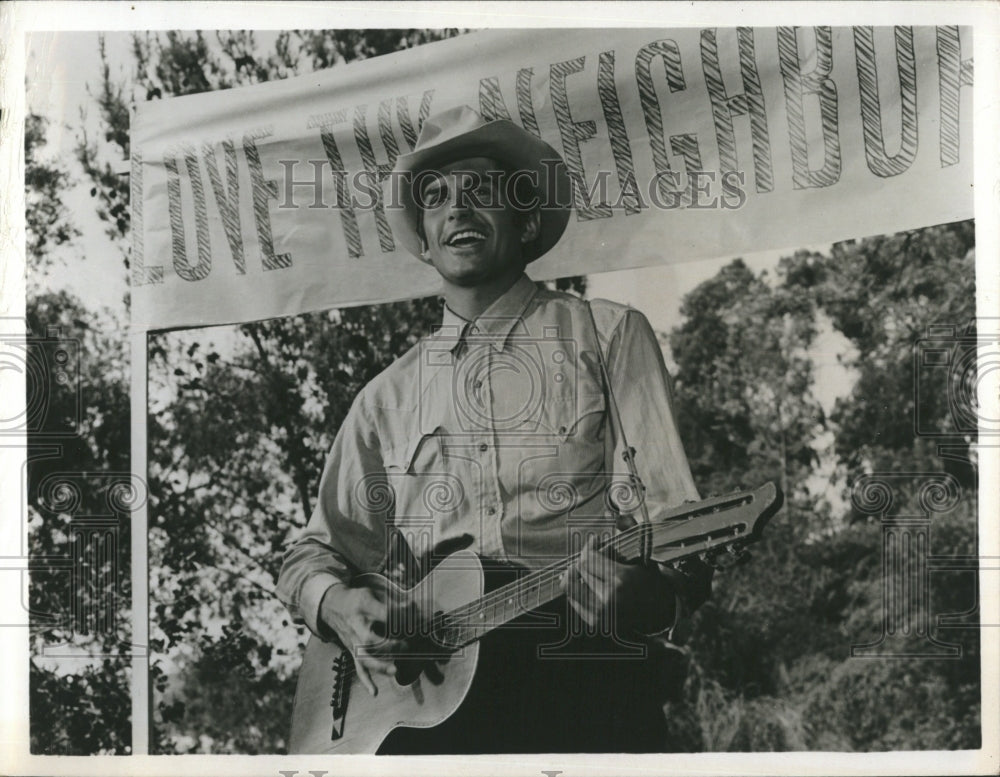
385,105,572,263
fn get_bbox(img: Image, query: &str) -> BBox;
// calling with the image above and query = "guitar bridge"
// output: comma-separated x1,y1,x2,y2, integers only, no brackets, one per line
329,652,351,740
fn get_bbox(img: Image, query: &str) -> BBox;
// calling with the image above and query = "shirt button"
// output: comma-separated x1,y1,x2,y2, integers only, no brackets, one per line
487,507,496,516
473,380,483,389
559,425,568,435
479,443,488,452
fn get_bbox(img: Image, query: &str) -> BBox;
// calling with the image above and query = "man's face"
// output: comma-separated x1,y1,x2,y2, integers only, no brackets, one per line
418,156,538,288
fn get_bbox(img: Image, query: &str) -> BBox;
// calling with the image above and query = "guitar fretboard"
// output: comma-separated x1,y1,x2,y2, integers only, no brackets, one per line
432,555,575,648
429,491,759,648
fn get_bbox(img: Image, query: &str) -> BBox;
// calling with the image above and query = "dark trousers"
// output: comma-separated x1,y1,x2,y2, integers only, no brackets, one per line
377,568,671,754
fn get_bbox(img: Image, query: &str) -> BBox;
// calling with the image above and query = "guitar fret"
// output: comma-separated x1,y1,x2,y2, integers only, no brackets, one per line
441,496,765,647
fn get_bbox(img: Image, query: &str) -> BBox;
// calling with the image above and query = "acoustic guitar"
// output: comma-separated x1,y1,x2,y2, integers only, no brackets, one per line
289,482,782,754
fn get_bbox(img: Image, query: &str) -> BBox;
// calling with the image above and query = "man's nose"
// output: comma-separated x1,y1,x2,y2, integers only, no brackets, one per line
446,173,478,214
447,187,473,215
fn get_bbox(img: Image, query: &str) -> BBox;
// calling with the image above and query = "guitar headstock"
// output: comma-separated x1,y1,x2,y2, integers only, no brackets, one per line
647,482,783,568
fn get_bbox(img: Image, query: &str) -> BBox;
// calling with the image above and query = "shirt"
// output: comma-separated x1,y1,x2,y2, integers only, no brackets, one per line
276,274,707,637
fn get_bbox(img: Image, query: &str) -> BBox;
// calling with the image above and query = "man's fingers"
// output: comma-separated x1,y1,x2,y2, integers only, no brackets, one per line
615,511,638,532
579,536,616,586
562,567,599,625
351,654,379,697
357,644,399,676
565,580,595,627
577,556,608,602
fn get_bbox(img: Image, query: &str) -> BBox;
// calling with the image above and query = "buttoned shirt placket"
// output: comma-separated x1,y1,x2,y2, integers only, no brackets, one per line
455,322,507,561
481,329,506,561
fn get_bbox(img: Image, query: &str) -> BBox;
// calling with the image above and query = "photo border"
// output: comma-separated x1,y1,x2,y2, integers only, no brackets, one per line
1,1,996,775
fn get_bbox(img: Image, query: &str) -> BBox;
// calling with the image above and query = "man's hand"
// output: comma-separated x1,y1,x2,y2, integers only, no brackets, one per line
561,527,678,636
318,581,410,697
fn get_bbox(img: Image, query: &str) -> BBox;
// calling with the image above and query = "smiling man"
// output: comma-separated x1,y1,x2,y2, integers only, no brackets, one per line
277,106,711,753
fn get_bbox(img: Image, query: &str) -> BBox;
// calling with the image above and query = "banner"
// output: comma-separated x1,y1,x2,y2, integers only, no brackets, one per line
130,26,974,332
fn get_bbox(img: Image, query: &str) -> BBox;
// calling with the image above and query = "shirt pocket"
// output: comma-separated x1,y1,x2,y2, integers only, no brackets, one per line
381,426,466,528
382,429,437,474
535,390,607,444
523,391,608,515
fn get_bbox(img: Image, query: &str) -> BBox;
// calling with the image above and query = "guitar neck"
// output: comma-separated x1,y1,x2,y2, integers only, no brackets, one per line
431,554,578,649
430,485,777,649
432,527,646,649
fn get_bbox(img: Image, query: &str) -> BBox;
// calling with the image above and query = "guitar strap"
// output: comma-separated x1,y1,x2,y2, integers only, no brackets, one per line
585,301,654,564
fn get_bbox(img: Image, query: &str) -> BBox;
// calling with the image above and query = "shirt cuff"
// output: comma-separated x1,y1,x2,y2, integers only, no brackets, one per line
300,572,346,638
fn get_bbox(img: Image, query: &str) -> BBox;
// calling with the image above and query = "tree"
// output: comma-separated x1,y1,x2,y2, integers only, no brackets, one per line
670,255,825,501
25,112,81,285
65,28,468,754
818,222,977,490
26,97,135,753
666,255,838,750
666,224,980,751
26,291,134,754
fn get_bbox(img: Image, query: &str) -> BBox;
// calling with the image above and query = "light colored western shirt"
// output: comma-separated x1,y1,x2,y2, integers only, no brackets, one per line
276,274,703,636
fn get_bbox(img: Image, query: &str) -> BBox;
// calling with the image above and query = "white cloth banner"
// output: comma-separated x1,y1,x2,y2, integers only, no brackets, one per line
130,26,973,332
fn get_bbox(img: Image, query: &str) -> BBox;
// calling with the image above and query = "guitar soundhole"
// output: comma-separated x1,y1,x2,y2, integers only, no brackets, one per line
393,658,423,687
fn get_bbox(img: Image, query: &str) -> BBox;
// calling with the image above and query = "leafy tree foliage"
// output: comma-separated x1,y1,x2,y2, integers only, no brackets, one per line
25,113,80,280
27,22,980,755
26,292,134,754
818,223,977,488
58,28,468,754
667,223,979,752
26,101,135,752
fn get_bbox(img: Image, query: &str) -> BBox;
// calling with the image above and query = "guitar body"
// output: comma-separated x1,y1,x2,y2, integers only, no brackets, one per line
289,549,484,754
287,483,783,755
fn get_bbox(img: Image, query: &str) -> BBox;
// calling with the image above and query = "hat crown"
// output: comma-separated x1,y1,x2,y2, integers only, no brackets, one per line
414,105,498,153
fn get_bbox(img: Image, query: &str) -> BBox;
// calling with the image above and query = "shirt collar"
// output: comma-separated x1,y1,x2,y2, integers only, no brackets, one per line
436,274,538,353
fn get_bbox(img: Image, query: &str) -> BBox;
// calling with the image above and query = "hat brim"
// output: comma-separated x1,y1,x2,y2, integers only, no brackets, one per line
385,121,572,263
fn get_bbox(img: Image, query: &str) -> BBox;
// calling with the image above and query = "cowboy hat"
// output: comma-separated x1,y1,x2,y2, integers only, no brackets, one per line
385,105,572,263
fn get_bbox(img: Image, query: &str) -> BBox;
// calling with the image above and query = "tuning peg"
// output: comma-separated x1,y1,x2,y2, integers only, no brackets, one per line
705,546,751,570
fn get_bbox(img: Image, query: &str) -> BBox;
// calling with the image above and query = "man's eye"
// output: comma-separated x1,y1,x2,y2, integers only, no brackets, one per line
421,187,447,208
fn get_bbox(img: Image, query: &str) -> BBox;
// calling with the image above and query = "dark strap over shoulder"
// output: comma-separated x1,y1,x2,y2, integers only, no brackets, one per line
584,301,653,563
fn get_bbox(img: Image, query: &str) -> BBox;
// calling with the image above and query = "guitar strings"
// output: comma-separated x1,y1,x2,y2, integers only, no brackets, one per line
331,532,643,686
329,525,646,686
330,497,753,680
431,526,646,643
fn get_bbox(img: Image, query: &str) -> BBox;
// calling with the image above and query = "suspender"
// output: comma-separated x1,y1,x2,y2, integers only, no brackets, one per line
585,301,653,564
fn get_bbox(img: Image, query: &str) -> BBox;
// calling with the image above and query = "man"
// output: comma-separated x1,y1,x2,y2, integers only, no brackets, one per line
277,106,710,753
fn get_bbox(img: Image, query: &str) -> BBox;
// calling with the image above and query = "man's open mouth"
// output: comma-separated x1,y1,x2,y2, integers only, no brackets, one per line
444,229,488,248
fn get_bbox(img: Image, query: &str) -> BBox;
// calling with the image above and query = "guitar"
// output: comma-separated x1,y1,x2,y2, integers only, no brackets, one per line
289,482,782,754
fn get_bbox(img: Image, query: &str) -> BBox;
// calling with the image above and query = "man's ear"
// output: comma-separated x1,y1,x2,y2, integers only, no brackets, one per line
521,209,541,243
418,237,433,265
417,220,434,265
